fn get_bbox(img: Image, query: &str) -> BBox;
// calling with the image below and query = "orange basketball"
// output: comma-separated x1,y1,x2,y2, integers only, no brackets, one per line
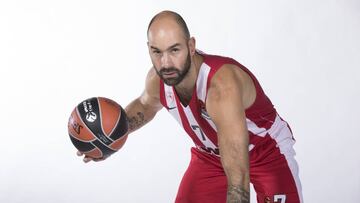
68,97,128,159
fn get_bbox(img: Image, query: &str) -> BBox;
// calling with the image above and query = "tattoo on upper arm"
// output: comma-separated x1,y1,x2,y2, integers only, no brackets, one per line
227,186,250,203
127,112,146,132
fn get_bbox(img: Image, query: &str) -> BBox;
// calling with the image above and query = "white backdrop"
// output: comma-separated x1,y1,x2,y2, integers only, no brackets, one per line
1,0,359,202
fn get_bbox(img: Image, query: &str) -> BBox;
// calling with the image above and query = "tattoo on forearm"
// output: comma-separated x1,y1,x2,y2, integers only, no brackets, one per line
227,186,250,203
127,112,146,132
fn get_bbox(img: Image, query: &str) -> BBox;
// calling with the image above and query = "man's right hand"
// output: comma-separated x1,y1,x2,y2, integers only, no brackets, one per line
76,151,108,163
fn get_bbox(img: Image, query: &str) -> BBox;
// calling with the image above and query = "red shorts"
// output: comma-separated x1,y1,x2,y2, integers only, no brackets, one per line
174,145,303,203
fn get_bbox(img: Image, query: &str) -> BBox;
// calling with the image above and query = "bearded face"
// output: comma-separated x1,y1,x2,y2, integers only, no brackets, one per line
147,17,194,86
153,51,191,86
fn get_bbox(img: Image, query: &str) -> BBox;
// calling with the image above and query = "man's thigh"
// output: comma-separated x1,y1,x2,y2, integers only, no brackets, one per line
251,148,303,203
175,148,227,203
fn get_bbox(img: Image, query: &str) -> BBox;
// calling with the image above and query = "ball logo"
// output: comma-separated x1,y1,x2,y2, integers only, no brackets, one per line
86,112,97,122
83,100,97,122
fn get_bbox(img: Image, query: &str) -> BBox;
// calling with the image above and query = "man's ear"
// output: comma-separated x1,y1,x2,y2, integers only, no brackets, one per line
188,37,196,56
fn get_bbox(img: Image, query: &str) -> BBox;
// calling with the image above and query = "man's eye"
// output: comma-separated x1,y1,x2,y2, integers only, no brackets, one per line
153,50,161,54
172,48,179,53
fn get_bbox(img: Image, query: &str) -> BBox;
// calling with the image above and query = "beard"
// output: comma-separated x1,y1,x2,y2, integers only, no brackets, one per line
154,53,191,86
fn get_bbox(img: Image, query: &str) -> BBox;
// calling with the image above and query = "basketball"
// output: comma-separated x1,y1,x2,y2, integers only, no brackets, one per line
68,97,128,159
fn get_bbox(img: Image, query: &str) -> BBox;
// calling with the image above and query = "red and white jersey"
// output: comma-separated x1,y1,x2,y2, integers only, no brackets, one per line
159,52,296,158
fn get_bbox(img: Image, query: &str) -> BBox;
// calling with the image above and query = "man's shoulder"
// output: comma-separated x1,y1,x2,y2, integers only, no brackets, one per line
201,52,237,69
208,64,241,88
145,67,161,96
146,67,160,85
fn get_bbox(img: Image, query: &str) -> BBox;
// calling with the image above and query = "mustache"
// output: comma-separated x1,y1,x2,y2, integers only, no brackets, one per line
159,67,179,74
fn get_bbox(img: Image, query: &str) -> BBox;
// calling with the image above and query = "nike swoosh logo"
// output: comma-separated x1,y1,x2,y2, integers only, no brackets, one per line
168,106,177,110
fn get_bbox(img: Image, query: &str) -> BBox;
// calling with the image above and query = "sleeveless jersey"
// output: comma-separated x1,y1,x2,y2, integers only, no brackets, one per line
159,52,295,158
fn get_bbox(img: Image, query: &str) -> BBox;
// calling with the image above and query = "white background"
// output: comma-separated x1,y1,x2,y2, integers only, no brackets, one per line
1,0,359,202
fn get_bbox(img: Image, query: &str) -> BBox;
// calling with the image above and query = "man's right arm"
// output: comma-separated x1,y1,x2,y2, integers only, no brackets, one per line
125,68,163,134
78,68,162,162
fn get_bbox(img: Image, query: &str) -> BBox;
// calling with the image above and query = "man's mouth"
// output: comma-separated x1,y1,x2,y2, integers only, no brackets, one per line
162,71,177,78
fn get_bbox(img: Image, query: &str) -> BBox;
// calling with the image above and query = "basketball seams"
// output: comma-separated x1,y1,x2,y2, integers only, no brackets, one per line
68,131,98,153
69,97,128,158
108,106,128,139
108,139,127,151
74,107,97,142
108,109,121,137
78,99,114,146
97,97,115,142
87,98,116,156
99,97,121,140
75,107,98,142
68,131,93,143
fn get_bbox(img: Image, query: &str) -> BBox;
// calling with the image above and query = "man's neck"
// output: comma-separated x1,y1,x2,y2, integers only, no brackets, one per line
174,53,203,106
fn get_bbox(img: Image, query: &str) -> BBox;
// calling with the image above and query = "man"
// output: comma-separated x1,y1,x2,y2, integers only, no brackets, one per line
78,10,303,203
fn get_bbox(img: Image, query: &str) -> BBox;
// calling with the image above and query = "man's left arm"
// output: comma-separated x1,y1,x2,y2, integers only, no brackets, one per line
206,65,250,203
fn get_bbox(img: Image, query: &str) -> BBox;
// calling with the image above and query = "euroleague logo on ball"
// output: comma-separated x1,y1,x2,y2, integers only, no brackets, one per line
86,112,97,122
83,100,97,122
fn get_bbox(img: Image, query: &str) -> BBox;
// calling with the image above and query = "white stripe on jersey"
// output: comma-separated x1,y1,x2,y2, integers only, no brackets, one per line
164,82,216,150
246,118,268,137
197,63,218,132
183,106,217,149
267,115,296,154
164,85,183,128
196,63,210,102
267,114,303,202
245,115,295,154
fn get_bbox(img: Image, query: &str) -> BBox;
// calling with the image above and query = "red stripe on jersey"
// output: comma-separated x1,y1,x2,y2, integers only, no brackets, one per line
158,52,296,158
159,80,168,109
202,53,274,118
188,91,219,145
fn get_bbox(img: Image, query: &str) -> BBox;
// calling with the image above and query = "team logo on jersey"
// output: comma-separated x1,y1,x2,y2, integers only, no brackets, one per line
201,108,211,120
199,100,211,120
197,145,219,156
264,196,271,203
166,91,175,102
166,91,177,111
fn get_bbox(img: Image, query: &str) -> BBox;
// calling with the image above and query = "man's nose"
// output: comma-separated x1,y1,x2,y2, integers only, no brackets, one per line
161,53,172,68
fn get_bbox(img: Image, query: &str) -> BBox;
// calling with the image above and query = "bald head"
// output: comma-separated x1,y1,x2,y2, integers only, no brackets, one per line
147,11,190,40
147,11,196,87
